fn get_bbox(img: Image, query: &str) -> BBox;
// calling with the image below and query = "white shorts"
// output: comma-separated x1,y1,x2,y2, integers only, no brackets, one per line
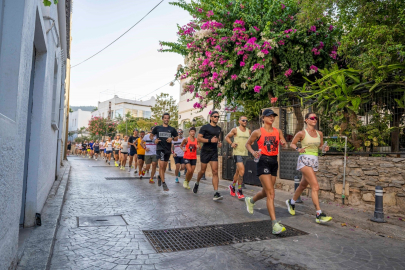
297,155,319,171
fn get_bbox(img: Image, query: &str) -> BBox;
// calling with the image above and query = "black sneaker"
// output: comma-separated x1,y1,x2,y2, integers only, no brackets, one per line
213,192,223,201
162,182,169,191
193,183,199,194
158,175,162,186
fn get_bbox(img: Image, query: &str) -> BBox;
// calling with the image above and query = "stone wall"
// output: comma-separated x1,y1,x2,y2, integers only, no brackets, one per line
276,156,405,215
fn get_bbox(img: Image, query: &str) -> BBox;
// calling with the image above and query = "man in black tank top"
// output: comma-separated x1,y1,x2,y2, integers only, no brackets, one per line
194,111,223,201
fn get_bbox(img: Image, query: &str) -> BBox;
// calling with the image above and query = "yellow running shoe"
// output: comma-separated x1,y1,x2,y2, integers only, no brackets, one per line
149,178,155,184
115,162,118,167
245,197,255,214
183,180,188,189
316,213,333,224
286,199,296,216
272,222,286,234
186,181,191,190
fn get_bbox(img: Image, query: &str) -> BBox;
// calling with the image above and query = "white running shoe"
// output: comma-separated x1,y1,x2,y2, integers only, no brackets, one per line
128,167,131,172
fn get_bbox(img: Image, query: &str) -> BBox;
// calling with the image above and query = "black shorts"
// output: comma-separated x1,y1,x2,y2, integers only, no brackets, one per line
106,150,112,154
94,150,100,154
184,159,197,166
114,150,119,155
156,150,171,162
129,149,137,156
121,152,128,155
234,155,247,164
174,156,184,164
200,150,218,164
138,155,145,160
257,155,278,176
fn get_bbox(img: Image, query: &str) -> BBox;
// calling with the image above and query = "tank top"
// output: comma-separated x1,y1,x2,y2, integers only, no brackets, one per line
137,137,145,155
233,126,250,156
106,141,113,151
257,127,279,156
94,143,99,151
113,140,121,150
301,129,320,156
184,137,198,159
173,138,184,157
99,142,105,149
120,141,128,152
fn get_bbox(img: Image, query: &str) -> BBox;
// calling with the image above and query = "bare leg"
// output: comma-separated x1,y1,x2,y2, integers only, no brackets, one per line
210,161,219,190
151,162,157,178
253,175,277,220
185,164,195,181
294,167,320,210
196,163,208,183
175,163,181,177
236,162,245,186
158,160,168,182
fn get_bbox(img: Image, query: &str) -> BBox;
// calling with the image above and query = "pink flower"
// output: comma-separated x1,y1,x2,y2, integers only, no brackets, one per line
231,74,238,80
196,7,203,13
206,10,214,18
209,110,212,115
278,40,285,45
329,25,334,31
187,99,189,102
254,85,262,93
309,25,316,32
261,49,269,54
253,26,260,32
240,61,245,66
286,35,290,38
217,93,222,96
206,91,209,95
240,4,244,8
271,97,278,103
284,68,293,77
154,122,157,125
281,3,286,9
310,65,318,72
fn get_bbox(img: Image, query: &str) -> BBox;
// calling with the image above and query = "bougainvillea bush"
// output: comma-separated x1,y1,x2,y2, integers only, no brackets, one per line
88,117,117,138
160,0,341,111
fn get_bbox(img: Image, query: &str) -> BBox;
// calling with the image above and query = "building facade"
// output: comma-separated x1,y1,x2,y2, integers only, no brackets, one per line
178,79,226,129
68,109,92,140
92,95,155,120
0,1,71,268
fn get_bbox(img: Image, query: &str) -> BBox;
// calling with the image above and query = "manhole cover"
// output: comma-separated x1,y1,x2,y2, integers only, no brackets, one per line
77,215,127,227
105,177,139,180
143,220,307,253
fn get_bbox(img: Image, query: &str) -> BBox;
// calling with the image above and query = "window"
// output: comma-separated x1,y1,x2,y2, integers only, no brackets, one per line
138,110,144,117
115,108,123,118
51,57,60,130
144,111,151,118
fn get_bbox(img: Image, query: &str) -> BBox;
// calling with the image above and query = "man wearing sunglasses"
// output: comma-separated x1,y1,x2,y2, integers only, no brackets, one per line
172,129,185,183
194,111,223,200
225,115,251,200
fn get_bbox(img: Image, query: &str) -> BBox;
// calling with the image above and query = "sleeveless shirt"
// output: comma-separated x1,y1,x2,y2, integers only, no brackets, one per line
233,126,250,156
300,129,320,156
184,137,198,160
257,127,279,156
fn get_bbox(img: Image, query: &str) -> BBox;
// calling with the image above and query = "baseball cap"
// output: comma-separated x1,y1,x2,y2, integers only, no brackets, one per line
262,109,278,117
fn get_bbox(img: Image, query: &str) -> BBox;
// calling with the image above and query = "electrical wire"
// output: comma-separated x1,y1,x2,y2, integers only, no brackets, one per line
138,81,174,100
71,0,164,68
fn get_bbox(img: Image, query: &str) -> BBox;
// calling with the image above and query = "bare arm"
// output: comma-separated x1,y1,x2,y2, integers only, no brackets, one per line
290,131,306,153
225,128,237,147
180,138,188,149
278,129,287,148
245,130,261,158
197,133,209,143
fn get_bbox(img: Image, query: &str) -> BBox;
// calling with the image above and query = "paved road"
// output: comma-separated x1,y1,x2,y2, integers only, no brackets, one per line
50,157,405,270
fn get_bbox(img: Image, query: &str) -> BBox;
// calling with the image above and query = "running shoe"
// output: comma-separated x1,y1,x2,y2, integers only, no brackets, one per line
131,165,134,168
175,178,179,183
162,182,169,191
128,167,131,172
134,170,138,174
115,162,118,167
316,213,332,224
108,161,111,165
158,175,162,186
213,192,223,201
186,181,191,189
245,197,255,214
95,159,97,161
139,174,143,179
183,181,188,189
105,159,107,163
236,189,245,200
229,185,236,197
272,222,286,234
286,199,296,216
149,178,155,184
142,169,145,176
193,183,199,194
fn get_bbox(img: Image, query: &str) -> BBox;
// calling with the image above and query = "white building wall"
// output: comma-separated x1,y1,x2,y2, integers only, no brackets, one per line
0,1,69,268
68,109,92,138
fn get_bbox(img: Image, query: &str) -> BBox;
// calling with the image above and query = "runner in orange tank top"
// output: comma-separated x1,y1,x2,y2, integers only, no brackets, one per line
245,109,288,235
180,127,200,190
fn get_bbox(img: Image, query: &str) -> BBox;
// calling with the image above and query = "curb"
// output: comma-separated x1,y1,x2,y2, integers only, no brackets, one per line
17,162,71,270
167,171,405,240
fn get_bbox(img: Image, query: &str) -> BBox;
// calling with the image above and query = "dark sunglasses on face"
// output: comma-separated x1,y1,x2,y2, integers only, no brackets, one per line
309,116,318,121
212,115,219,118
241,120,248,122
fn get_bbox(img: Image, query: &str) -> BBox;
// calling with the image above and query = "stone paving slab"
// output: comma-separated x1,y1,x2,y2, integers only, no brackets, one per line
49,158,405,270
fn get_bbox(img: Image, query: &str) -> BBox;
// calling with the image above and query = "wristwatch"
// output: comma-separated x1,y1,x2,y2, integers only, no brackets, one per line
296,146,299,151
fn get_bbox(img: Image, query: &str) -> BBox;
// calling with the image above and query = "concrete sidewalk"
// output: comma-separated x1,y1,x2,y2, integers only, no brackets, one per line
48,157,405,270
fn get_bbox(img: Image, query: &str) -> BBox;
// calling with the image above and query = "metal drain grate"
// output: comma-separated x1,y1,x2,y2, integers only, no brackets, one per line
105,177,139,180
143,220,307,253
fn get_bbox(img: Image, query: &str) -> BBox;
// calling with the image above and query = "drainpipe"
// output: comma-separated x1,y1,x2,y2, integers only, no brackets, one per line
324,136,347,204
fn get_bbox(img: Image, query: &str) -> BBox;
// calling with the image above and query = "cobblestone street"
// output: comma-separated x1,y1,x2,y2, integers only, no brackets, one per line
50,157,405,270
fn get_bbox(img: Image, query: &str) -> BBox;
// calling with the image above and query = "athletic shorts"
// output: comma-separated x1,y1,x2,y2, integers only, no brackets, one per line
200,150,218,164
104,149,106,153
121,152,128,155
129,149,137,156
145,155,157,164
174,156,184,164
106,150,112,154
184,159,197,166
87,149,90,152
234,155,248,164
156,150,171,162
94,150,100,154
138,155,145,160
114,150,119,155
257,155,278,177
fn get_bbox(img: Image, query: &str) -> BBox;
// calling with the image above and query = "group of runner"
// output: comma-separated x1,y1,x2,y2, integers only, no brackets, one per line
72,109,332,235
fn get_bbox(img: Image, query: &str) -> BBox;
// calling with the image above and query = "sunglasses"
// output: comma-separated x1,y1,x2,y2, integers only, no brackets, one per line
241,120,248,122
211,115,219,118
308,116,318,121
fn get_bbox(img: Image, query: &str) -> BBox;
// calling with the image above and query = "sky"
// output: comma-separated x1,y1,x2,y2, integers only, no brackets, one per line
69,0,192,106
